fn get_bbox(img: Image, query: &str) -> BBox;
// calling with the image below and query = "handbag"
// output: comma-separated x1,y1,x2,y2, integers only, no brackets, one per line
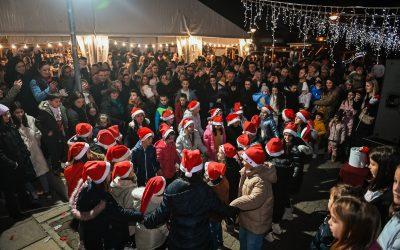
358,108,374,125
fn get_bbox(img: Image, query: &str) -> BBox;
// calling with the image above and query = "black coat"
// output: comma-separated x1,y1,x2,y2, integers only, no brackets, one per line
144,177,236,250
0,123,35,190
76,181,143,250
310,216,334,250
225,125,243,148
225,157,241,202
100,96,125,126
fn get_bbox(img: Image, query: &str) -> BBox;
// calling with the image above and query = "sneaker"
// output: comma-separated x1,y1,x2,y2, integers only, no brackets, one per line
272,223,283,235
265,232,275,242
282,207,294,221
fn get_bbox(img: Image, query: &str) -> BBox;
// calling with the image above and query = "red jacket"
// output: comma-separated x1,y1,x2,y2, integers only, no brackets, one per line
64,161,85,197
154,139,180,179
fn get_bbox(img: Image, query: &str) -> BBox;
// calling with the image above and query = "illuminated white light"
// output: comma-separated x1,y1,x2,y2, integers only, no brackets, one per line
11,44,16,49
47,43,52,48
130,43,133,48
145,44,148,48
58,42,62,47
138,44,141,48
23,44,28,49
114,41,118,45
122,42,126,47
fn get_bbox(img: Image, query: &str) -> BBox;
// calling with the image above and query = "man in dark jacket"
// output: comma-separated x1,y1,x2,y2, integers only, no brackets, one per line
144,149,237,249
36,93,68,173
284,83,301,112
131,127,160,186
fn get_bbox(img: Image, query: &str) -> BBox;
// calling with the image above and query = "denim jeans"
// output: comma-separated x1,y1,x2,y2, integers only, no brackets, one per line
209,221,223,249
239,227,264,250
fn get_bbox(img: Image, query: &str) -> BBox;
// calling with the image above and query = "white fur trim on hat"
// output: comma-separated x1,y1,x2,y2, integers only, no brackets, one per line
75,143,90,160
155,177,166,196
131,109,145,119
211,121,224,126
183,120,194,129
112,149,132,163
79,130,93,138
235,110,243,115
97,140,117,150
141,132,154,142
180,163,203,177
129,121,135,129
241,152,260,168
121,164,133,179
163,128,174,139
161,114,174,121
296,112,307,123
227,117,240,126
283,129,297,137
94,162,111,184
265,147,284,157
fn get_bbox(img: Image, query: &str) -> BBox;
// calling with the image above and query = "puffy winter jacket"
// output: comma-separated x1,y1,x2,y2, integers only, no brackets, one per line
131,141,160,187
310,216,334,250
203,124,226,161
144,177,235,249
175,129,206,155
378,213,400,250
154,139,180,179
230,164,277,234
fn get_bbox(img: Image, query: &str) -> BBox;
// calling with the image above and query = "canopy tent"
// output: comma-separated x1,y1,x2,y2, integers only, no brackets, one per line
0,0,248,62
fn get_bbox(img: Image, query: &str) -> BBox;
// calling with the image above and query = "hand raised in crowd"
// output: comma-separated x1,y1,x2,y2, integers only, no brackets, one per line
13,79,23,90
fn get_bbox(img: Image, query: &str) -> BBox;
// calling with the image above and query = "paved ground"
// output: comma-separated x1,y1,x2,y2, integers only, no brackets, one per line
0,158,341,250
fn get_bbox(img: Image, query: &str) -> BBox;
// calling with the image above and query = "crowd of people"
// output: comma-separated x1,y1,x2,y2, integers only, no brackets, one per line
0,44,399,250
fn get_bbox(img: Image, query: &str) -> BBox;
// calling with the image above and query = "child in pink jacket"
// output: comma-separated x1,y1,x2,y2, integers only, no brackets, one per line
203,116,226,161
328,111,346,162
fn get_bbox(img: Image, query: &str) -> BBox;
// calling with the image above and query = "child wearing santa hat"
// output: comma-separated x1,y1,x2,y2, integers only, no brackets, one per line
264,137,291,242
64,142,90,197
176,118,207,155
124,107,151,149
182,100,204,136
132,176,168,249
71,161,143,250
203,115,226,161
230,145,277,249
67,123,93,145
225,113,243,148
205,161,230,249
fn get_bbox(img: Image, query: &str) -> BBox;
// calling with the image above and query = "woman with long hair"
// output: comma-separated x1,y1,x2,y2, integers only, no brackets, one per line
29,61,58,103
10,101,51,199
67,91,88,136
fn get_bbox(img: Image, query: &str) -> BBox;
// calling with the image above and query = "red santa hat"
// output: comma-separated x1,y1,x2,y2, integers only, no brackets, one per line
211,115,224,126
82,161,111,184
265,137,284,157
187,100,200,111
282,108,295,122
241,145,265,168
180,118,194,130
106,145,131,163
96,129,117,149
140,176,166,214
261,105,274,115
111,161,134,181
205,161,226,181
66,142,90,165
283,122,298,137
220,143,237,158
161,109,174,121
137,127,154,141
208,108,221,118
107,125,122,141
237,134,250,149
159,123,174,139
243,121,257,136
226,113,240,126
233,102,243,114
75,123,93,138
348,147,369,168
251,115,260,129
131,107,145,119
296,109,311,123
180,149,203,177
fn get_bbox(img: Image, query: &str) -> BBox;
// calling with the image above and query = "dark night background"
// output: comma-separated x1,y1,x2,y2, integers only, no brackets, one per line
199,0,400,43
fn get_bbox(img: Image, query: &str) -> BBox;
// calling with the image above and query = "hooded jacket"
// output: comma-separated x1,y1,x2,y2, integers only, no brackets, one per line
154,139,180,179
230,164,277,234
143,176,235,249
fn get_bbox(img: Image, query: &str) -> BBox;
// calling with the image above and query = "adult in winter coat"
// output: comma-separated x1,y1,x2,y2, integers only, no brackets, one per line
176,118,206,155
313,79,341,123
259,106,279,144
100,88,125,126
29,61,58,104
71,161,143,250
11,102,50,197
144,149,236,249
203,116,226,161
131,127,160,187
0,104,36,220
36,93,69,173
230,145,277,250
154,125,180,184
